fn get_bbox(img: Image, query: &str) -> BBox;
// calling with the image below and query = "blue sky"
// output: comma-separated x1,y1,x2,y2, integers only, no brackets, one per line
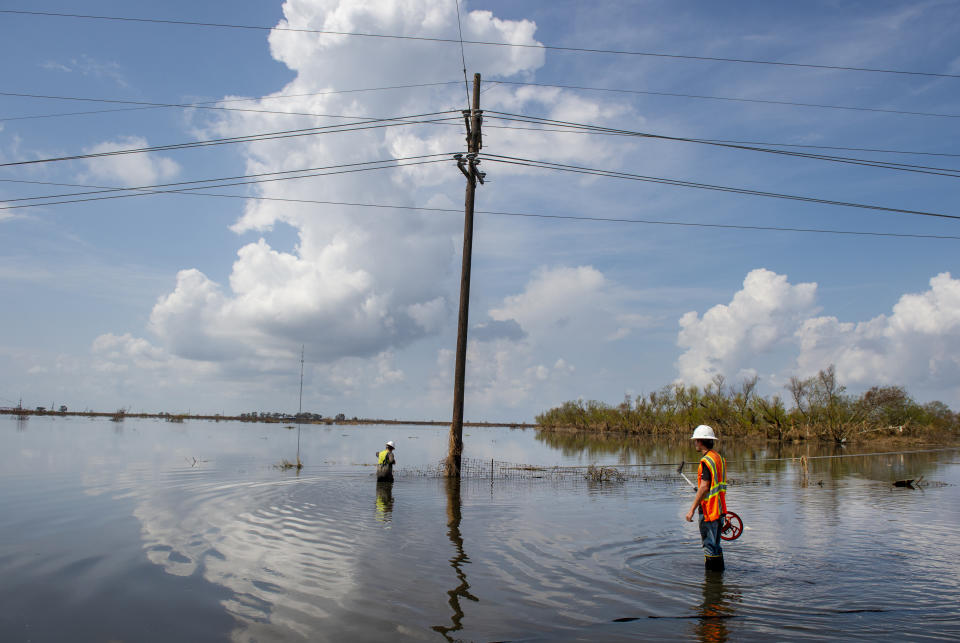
1,0,959,420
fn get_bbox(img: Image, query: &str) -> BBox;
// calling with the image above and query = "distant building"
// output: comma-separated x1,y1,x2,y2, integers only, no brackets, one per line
35,407,46,412
59,405,68,413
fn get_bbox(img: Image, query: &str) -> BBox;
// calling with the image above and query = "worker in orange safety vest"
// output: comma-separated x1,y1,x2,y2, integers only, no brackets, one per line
685,425,727,572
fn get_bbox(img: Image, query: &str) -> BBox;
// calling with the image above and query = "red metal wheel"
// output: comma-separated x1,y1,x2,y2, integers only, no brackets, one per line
720,511,743,541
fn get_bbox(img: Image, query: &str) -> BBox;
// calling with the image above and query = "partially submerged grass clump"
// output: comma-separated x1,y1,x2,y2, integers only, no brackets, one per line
585,464,625,482
275,457,303,471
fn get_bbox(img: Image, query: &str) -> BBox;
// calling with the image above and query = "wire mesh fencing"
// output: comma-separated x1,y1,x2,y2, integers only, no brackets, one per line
398,457,685,484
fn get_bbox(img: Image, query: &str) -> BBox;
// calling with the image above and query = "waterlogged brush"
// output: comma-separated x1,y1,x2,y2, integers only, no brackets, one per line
677,460,745,541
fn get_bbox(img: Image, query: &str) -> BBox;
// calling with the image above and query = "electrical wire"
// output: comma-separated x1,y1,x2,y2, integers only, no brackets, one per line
453,0,470,109
3,9,959,79
484,112,960,178
1,153,453,203
5,87,957,161
0,156,452,210
479,120,960,159
489,80,960,119
2,175,956,240
5,148,957,223
480,153,960,221
0,112,460,167
0,82,462,122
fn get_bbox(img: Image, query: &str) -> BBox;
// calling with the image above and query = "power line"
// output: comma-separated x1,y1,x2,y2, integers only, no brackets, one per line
481,153,960,221
480,119,960,159
1,153,453,203
489,80,960,119
0,155,452,210
485,112,960,178
453,0,470,109
3,9,959,80
3,175,956,240
0,112,460,167
5,147,957,222
6,87,957,161
0,82,461,122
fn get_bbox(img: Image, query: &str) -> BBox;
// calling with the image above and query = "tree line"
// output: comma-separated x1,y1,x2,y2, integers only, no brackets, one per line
535,365,959,443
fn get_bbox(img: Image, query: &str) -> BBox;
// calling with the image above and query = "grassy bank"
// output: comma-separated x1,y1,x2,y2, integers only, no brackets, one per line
535,366,959,444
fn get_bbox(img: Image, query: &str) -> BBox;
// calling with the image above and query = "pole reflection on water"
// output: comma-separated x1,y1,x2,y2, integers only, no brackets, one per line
432,477,478,640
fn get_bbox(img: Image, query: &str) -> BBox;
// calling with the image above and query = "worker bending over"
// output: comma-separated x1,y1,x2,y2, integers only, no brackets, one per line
376,440,397,482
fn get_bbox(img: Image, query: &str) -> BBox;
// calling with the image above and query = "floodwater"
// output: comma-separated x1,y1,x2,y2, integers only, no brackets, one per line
1,416,958,642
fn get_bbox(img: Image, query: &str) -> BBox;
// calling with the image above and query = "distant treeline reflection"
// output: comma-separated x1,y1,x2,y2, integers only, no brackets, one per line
535,365,959,443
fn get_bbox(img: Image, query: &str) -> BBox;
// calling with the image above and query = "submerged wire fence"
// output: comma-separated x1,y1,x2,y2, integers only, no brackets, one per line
393,448,957,487
399,457,684,483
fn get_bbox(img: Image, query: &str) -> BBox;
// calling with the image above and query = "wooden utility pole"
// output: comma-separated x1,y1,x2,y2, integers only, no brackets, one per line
447,73,484,478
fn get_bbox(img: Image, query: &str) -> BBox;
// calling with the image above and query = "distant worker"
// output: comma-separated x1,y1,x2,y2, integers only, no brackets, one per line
685,425,727,572
376,440,397,482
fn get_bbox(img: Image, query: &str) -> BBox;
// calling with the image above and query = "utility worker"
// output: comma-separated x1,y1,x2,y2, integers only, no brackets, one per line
685,425,727,572
376,440,396,482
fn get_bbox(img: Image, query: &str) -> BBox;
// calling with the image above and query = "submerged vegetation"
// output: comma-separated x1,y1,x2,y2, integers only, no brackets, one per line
536,366,959,443
584,464,625,482
275,457,303,471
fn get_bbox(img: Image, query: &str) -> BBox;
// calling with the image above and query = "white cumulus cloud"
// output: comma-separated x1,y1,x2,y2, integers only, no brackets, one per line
138,0,630,379
675,269,960,405
80,136,180,186
676,268,818,386
796,272,960,394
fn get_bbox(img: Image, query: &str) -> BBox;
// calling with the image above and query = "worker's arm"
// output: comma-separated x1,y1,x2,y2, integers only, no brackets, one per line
685,478,710,522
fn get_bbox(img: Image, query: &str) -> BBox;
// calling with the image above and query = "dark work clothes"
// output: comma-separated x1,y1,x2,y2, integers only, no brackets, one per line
376,449,396,482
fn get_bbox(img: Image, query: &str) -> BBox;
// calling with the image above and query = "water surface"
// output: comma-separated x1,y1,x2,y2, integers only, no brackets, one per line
1,416,958,641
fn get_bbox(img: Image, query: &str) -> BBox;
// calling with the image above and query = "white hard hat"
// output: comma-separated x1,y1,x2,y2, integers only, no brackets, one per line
385,440,396,449
691,425,718,440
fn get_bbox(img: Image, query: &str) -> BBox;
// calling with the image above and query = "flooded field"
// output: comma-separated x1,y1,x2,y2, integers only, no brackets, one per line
1,415,958,641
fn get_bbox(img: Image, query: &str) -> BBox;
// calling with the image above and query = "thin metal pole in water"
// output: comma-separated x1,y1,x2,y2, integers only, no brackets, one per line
297,345,304,464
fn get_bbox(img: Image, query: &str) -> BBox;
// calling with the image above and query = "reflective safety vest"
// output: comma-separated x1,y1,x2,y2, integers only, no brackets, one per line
697,450,727,521
378,449,392,466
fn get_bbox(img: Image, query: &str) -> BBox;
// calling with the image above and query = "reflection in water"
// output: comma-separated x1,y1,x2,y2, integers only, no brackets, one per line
694,570,737,643
536,429,954,484
4,419,958,641
432,478,478,640
375,482,394,524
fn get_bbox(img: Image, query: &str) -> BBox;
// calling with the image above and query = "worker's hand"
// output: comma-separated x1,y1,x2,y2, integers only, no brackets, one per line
685,509,694,522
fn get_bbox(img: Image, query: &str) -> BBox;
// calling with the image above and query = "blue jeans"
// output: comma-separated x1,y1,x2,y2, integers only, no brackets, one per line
699,515,723,559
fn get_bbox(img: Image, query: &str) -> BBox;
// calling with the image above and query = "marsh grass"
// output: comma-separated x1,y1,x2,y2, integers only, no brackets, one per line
275,457,303,471
537,366,958,444
585,464,626,482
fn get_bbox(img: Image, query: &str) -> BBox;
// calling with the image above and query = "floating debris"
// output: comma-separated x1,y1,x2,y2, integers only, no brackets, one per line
893,475,924,489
